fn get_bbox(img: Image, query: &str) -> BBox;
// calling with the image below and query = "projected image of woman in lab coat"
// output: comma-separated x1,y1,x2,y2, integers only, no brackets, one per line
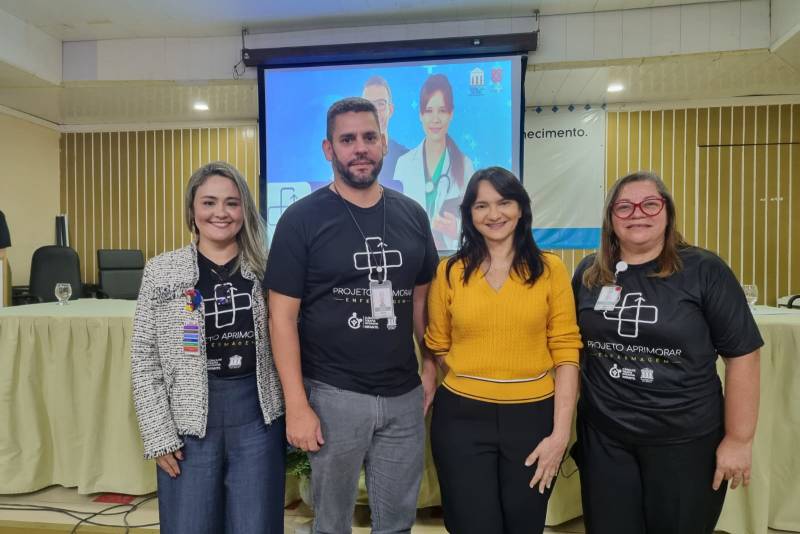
395,74,474,250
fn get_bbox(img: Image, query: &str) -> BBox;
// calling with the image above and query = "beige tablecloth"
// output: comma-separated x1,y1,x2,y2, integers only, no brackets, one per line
0,299,154,495
1,301,798,534
714,308,800,534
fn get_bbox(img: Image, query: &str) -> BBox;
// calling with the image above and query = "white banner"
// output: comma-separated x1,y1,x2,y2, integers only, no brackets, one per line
523,107,605,249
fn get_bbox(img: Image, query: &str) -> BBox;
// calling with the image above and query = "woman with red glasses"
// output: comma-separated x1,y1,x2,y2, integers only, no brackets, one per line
570,171,762,534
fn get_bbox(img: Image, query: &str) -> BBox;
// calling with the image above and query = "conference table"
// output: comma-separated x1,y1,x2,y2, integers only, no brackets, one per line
0,299,152,496
0,300,798,534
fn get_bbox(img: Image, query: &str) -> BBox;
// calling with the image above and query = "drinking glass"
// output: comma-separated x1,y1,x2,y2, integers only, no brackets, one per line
742,284,758,310
55,282,72,305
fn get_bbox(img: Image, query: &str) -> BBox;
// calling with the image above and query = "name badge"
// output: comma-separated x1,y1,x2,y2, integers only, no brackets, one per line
594,285,622,311
183,321,200,353
370,280,395,320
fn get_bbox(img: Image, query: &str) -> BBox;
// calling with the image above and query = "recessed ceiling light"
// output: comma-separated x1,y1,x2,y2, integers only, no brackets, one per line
193,102,209,111
607,83,624,93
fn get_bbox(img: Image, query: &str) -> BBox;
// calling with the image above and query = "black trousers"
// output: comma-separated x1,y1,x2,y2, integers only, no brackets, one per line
573,415,727,534
430,386,555,534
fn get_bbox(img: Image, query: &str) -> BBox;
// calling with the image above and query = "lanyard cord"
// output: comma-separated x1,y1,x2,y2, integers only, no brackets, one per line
331,183,388,281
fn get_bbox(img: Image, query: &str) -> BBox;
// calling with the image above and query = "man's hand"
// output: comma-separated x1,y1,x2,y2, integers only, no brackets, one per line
287,403,325,452
156,449,184,478
713,435,753,490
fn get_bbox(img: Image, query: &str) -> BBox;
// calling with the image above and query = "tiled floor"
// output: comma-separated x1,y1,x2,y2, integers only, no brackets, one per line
0,486,797,533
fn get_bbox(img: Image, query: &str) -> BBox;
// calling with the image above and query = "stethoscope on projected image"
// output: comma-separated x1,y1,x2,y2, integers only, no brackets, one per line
424,153,457,220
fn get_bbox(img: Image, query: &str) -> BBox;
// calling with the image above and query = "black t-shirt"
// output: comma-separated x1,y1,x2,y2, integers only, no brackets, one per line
265,187,438,396
0,211,10,248
196,252,257,377
572,247,763,444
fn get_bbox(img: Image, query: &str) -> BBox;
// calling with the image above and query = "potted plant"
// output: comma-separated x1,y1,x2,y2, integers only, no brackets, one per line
286,447,312,506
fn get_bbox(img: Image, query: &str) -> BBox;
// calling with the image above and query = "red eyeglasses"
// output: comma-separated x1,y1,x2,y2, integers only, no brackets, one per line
611,197,666,219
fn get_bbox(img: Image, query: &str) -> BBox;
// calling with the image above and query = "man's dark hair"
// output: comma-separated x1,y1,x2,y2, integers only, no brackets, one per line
326,97,380,141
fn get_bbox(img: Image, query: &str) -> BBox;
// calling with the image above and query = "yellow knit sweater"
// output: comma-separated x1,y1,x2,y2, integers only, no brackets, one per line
424,254,582,404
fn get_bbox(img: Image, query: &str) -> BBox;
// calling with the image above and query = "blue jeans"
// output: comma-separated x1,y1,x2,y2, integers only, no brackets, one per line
157,374,286,534
305,379,425,534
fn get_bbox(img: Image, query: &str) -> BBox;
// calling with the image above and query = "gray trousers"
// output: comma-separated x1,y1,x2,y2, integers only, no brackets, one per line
304,379,424,534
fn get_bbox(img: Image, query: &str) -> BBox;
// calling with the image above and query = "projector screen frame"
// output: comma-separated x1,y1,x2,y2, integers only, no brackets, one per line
244,31,536,68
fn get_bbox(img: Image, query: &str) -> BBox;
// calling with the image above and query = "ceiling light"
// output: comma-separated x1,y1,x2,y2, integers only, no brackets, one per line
193,102,209,111
607,83,624,93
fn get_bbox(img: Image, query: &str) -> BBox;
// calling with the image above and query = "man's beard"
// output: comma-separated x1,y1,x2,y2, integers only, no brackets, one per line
331,150,383,189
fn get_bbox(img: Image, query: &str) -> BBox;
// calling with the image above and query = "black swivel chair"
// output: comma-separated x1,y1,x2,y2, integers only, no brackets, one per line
97,249,145,300
28,246,83,302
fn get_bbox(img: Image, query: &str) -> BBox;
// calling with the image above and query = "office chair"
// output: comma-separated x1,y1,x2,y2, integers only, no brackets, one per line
97,249,145,299
28,246,83,302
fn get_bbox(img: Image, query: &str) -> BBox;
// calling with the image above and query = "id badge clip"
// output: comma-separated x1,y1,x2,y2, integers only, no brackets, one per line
370,280,395,320
594,285,622,311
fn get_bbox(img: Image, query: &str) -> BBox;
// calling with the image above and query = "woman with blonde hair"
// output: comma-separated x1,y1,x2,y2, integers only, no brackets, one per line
571,171,762,534
131,161,284,534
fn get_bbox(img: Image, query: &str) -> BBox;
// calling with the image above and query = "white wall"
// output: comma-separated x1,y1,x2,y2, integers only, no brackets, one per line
61,1,771,82
771,0,800,46
0,111,61,285
0,8,61,84
534,0,769,64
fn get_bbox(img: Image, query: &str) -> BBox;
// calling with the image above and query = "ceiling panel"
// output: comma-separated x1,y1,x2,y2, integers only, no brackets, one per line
0,0,729,40
0,50,797,125
524,50,800,108
577,68,610,103
0,82,258,125
528,69,571,106
0,61,54,89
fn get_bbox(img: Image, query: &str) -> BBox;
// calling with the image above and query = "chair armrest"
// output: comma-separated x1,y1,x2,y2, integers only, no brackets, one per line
82,283,101,299
11,286,42,305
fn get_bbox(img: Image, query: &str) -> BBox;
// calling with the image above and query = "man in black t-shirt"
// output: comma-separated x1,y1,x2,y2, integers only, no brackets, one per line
0,210,10,307
266,97,438,533
0,210,10,256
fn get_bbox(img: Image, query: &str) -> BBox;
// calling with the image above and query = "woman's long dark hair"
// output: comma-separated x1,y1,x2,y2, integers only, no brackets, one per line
420,74,465,188
446,167,545,286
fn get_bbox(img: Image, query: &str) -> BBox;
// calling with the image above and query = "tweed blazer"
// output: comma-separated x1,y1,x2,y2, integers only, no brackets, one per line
130,244,284,459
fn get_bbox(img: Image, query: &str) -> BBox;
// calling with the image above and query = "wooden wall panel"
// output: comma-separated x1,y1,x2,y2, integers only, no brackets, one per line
570,104,800,305
59,107,799,305
60,125,259,284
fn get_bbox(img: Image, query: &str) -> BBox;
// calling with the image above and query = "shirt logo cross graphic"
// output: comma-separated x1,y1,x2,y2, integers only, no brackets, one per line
206,284,253,328
602,292,658,338
352,237,403,282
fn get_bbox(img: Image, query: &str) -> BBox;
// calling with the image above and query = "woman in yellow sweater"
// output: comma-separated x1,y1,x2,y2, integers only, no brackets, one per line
425,166,582,534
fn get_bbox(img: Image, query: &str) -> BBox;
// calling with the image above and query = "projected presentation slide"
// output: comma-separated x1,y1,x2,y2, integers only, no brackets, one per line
260,55,524,251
